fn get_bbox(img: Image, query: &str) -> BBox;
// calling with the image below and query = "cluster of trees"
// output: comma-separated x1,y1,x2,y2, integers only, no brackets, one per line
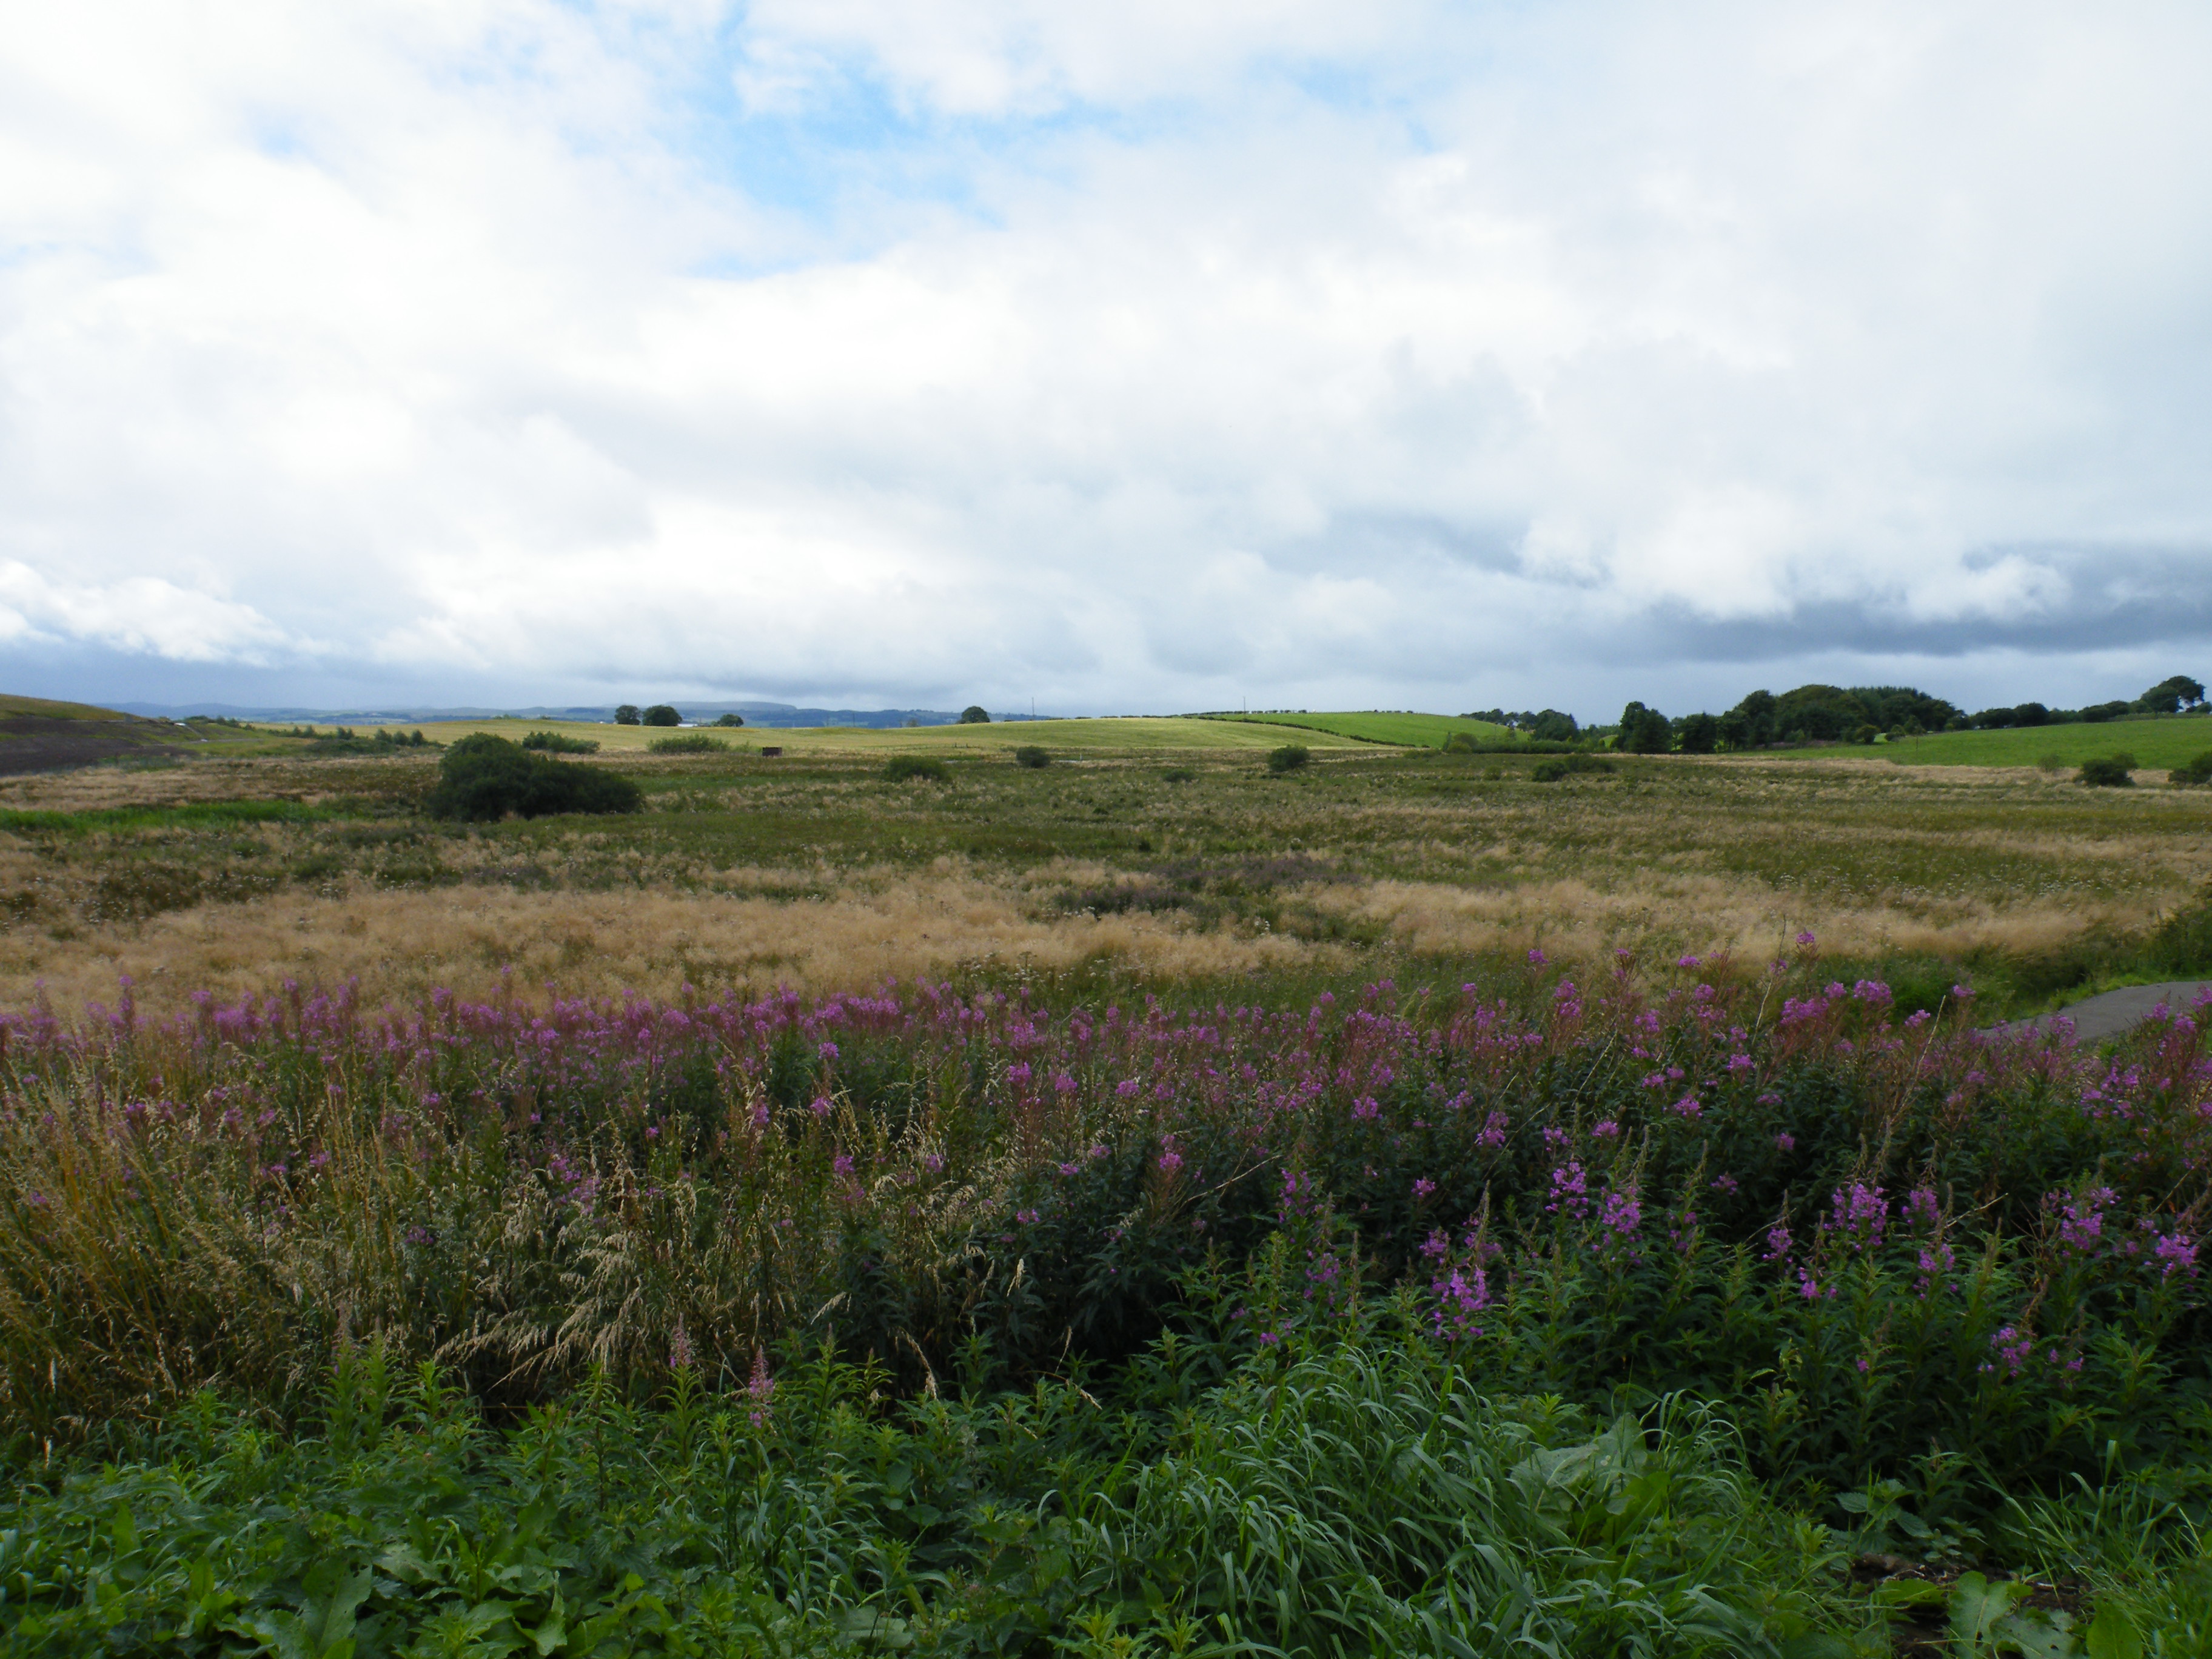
613,705,680,726
1966,675,2204,728
1462,708,1580,741
1608,674,2205,753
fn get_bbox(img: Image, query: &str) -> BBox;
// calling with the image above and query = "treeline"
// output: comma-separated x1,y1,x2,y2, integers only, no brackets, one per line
1610,674,2205,753
1461,707,1580,740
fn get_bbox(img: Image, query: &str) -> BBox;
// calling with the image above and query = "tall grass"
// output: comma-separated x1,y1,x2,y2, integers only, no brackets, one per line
2,957,2206,1509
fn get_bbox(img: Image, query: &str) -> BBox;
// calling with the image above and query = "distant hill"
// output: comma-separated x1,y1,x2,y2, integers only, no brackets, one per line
113,700,993,729
1190,711,1513,746
0,694,198,776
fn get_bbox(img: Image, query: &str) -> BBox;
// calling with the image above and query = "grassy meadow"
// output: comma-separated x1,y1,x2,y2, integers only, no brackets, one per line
1856,712,2212,772
3,713,2212,1654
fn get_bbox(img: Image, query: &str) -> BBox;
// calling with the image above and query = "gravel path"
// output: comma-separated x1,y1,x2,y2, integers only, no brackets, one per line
2006,980,2212,1042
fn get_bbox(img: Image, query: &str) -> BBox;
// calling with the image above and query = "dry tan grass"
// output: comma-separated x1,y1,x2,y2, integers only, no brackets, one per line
1317,874,2128,967
0,868,1346,1016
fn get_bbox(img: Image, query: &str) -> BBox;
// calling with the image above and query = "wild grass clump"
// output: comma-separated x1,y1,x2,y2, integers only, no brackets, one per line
1012,745,1049,769
883,757,950,783
647,734,729,754
520,729,601,754
1266,743,1310,773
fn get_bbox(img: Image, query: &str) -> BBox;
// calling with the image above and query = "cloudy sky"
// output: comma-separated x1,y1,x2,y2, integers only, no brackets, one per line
4,1,2210,719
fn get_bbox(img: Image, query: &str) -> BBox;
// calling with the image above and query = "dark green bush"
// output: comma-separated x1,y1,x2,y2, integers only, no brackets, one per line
1161,768,1195,782
1013,745,1050,769
883,756,950,783
1266,743,1311,773
2079,754,2138,788
713,712,746,727
1531,759,1567,782
2173,751,2212,787
642,705,681,727
647,734,727,754
519,729,600,754
959,705,990,724
424,734,642,820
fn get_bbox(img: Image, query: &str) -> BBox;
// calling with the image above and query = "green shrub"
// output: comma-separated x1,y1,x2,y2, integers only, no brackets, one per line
648,734,728,754
2173,750,2212,786
424,734,642,820
642,705,681,727
1013,745,1050,769
959,705,991,724
1266,743,1311,773
519,729,600,754
1161,767,1195,782
1530,759,1567,782
883,756,950,782
2079,754,2138,787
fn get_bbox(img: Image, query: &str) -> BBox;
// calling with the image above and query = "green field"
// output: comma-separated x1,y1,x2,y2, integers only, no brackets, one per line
1845,715,2212,771
1188,710,1512,746
337,714,1377,755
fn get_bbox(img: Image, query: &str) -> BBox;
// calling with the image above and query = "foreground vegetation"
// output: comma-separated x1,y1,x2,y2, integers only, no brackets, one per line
4,957,2211,1652
3,709,2212,1651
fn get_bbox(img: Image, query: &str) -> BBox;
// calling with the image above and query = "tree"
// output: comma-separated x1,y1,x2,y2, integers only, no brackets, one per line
1618,702,1672,754
1676,712,1718,754
2140,675,2206,714
1726,690,1777,748
614,705,641,726
959,706,991,724
642,705,680,727
713,713,745,728
1529,709,1579,742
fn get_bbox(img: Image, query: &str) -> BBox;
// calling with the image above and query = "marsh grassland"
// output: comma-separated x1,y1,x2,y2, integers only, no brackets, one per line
1,733,2205,1017
3,728,2212,1655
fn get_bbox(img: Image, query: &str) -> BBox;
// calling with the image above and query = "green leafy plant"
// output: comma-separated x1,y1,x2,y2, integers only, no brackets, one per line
520,730,600,754
424,734,642,820
1266,743,1310,774
959,706,990,725
642,705,682,727
2171,750,2212,787
2079,754,2137,787
884,756,950,782
648,734,729,754
1013,746,1050,769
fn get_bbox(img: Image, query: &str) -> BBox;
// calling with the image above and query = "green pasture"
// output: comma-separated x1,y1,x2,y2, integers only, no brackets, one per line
1848,715,2212,772
1188,709,1512,746
340,714,1373,755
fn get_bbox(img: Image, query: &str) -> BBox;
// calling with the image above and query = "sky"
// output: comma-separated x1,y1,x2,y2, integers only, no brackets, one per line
3,1,2211,721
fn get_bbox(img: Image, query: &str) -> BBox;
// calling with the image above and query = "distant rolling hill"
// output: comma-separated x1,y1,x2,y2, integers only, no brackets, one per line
0,694,198,776
1188,711,1514,746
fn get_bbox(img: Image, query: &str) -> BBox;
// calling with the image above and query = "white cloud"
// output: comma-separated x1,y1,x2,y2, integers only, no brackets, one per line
2,1,2210,717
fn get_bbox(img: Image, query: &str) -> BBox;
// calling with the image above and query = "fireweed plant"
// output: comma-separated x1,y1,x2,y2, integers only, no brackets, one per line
1,954,2209,1559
